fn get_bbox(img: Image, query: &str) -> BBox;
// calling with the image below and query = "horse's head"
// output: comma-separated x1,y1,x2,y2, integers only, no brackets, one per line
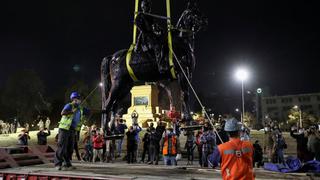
176,0,208,34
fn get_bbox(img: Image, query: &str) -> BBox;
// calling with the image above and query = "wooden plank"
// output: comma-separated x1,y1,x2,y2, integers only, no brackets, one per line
0,149,18,168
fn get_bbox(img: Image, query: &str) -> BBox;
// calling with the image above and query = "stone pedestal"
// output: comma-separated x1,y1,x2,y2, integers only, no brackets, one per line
122,85,160,128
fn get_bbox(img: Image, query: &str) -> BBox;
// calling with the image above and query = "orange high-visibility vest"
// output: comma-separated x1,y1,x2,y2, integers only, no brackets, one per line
218,138,254,180
163,135,177,156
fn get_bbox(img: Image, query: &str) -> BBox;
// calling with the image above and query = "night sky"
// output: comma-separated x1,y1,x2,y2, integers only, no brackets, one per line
1,1,320,111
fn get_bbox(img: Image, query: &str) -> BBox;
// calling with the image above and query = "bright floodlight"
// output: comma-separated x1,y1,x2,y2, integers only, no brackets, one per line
235,68,249,81
235,108,239,112
99,82,103,87
293,105,298,109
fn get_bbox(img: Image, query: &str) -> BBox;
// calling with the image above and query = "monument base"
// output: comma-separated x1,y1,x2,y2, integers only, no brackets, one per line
122,84,161,128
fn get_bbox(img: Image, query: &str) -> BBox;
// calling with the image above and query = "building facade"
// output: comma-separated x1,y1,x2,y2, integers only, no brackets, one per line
261,92,320,123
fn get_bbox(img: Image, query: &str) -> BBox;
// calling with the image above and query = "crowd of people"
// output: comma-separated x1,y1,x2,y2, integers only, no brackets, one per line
263,119,320,166
50,91,255,175
290,124,320,162
13,90,313,179
0,120,18,134
0,117,51,135
16,122,51,146
79,119,177,165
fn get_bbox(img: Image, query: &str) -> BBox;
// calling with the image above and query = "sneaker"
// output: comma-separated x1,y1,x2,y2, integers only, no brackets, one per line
55,166,62,171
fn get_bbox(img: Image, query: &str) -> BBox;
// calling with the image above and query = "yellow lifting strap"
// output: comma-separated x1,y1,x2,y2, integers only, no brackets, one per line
126,0,139,81
166,0,177,79
126,0,177,81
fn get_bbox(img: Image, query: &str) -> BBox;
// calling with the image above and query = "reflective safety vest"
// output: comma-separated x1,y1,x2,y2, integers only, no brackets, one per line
58,103,85,131
163,134,177,156
218,138,254,180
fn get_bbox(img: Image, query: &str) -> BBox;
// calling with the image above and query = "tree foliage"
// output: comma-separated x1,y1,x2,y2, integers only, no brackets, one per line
243,112,255,128
1,70,49,124
287,107,318,128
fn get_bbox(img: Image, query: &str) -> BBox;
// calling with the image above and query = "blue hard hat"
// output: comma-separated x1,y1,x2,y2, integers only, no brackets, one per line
224,118,241,132
70,91,80,100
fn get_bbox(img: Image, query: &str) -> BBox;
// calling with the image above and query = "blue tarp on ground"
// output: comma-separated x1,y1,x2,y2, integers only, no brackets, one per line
264,156,320,173
300,160,320,173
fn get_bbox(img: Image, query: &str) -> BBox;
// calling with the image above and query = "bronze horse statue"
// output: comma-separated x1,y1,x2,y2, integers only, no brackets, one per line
101,1,207,131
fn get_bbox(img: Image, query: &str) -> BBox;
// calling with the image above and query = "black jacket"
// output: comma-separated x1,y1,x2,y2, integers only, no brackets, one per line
290,130,308,151
37,130,51,145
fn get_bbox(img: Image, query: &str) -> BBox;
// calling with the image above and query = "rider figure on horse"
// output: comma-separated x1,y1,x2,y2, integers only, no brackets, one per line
135,0,168,74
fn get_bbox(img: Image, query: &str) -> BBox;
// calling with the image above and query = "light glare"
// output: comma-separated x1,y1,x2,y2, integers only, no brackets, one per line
235,68,249,81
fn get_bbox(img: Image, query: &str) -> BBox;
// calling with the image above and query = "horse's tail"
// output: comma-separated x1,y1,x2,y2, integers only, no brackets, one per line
101,56,112,107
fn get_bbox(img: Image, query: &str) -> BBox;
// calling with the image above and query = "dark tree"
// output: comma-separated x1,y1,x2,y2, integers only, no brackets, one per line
1,70,48,125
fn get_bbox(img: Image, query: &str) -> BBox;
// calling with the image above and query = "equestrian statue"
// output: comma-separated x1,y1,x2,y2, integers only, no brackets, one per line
101,0,208,132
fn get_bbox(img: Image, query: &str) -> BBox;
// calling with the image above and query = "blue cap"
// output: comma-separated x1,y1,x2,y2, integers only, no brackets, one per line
70,92,80,100
224,118,241,132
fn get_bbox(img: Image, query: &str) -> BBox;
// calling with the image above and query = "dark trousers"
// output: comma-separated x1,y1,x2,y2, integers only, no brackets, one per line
187,147,194,163
154,144,160,164
73,131,81,161
313,151,320,161
202,151,209,167
54,128,75,167
141,144,150,162
149,145,156,163
127,143,137,163
84,144,93,162
198,147,203,166
297,148,314,162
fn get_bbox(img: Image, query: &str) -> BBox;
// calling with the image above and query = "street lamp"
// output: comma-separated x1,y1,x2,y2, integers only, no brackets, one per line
293,105,302,128
235,68,249,123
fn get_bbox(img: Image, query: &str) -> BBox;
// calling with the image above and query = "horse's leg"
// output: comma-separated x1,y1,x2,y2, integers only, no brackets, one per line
103,84,121,132
178,74,193,126
104,80,133,130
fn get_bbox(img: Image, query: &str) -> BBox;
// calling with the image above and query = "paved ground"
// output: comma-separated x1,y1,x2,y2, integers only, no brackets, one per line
0,130,310,179
0,161,312,180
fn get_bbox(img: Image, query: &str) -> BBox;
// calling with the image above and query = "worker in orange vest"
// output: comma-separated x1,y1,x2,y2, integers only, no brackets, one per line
160,125,181,166
212,118,254,180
